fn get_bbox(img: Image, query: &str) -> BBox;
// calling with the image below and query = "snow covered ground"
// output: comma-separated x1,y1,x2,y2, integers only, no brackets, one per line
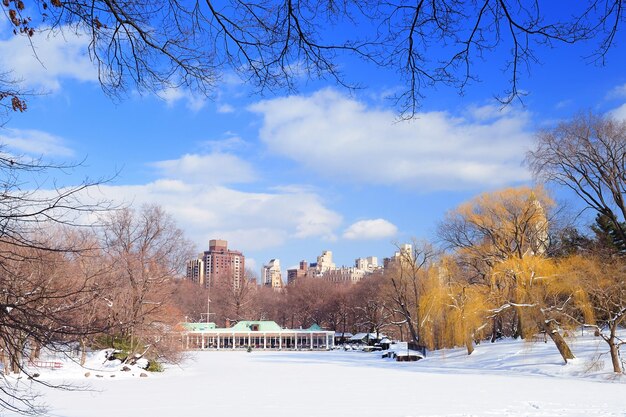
3,333,626,417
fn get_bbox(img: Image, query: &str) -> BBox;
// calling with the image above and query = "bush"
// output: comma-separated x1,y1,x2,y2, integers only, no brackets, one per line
147,360,164,372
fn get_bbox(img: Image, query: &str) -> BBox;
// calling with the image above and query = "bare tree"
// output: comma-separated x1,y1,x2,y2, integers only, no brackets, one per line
2,1,626,116
384,241,435,346
99,204,194,363
171,279,210,323
209,268,259,326
528,112,626,247
0,230,111,414
352,273,393,339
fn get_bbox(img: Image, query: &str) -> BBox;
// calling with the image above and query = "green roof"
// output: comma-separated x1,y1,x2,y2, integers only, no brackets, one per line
183,322,216,331
182,320,331,333
230,321,283,332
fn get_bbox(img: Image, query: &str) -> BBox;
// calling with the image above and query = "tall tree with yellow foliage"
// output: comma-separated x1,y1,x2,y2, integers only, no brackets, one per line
439,186,577,362
439,186,552,338
561,255,626,373
418,257,490,354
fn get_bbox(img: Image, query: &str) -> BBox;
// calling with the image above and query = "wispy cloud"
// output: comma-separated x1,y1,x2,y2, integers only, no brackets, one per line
250,89,532,191
200,136,248,153
217,103,235,114
609,102,626,121
151,153,256,184
606,83,626,100
0,128,74,157
157,87,206,111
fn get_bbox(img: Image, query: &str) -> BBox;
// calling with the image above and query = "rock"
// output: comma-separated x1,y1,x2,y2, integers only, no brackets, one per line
96,374,103,378
110,374,116,378
121,366,132,372
84,372,91,377
139,373,148,378
32,373,40,378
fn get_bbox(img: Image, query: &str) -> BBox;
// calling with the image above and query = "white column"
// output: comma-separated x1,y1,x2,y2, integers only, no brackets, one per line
217,334,220,350
232,333,236,350
201,335,205,350
279,333,282,350
310,333,314,349
295,333,298,350
248,333,251,347
263,333,267,349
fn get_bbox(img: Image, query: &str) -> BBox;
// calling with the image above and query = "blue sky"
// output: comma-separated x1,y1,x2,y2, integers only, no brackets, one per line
2,8,626,277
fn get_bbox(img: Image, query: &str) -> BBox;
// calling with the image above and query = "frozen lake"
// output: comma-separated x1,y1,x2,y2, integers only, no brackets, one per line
6,337,626,417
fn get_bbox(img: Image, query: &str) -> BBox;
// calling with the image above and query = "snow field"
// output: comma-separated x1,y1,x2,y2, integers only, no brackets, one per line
3,332,625,417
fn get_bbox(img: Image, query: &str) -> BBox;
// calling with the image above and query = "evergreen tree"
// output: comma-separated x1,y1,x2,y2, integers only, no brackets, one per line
591,214,626,255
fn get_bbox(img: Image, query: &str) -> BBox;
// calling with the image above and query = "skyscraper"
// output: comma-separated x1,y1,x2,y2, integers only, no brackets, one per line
262,259,283,290
186,239,245,289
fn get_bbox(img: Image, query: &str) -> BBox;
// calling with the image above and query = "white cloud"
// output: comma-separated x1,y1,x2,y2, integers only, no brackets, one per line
217,103,235,114
0,128,74,157
0,27,96,91
157,87,206,111
79,180,341,253
151,153,256,184
343,219,398,240
249,89,533,190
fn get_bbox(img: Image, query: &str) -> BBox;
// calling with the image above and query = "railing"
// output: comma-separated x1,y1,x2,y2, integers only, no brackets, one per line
29,360,63,369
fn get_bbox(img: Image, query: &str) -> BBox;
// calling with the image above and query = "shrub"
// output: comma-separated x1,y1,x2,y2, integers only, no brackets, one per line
147,360,164,372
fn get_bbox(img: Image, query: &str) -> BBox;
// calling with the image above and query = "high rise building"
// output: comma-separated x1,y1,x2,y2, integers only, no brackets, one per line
287,260,309,284
186,239,245,289
316,250,336,273
355,256,379,273
186,257,205,286
262,259,283,290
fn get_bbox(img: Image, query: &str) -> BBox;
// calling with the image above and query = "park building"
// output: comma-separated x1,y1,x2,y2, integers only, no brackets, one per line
181,320,335,351
186,239,245,289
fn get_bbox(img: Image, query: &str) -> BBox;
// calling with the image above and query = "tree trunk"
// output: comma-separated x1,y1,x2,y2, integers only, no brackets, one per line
490,316,501,343
1,349,9,375
10,348,21,374
465,336,474,355
80,338,88,366
30,340,41,360
608,324,623,374
513,309,525,339
544,320,575,363
609,341,622,374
